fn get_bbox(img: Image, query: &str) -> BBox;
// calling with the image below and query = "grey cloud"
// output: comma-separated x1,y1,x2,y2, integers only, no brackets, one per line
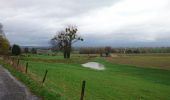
0,0,170,47
0,0,118,19
0,0,119,46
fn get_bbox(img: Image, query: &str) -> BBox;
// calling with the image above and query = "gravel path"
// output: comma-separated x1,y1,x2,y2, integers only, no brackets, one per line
0,65,40,100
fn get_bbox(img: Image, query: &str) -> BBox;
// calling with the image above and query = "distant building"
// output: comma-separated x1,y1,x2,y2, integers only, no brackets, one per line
100,53,111,57
37,49,52,55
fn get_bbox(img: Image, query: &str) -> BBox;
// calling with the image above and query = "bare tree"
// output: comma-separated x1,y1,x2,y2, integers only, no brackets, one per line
51,25,83,58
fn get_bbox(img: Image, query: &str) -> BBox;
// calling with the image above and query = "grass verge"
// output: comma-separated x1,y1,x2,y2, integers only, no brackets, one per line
0,60,61,100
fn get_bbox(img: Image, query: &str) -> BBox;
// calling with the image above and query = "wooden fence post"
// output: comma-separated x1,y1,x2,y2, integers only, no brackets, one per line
80,80,86,100
11,58,14,66
25,62,28,73
42,70,48,84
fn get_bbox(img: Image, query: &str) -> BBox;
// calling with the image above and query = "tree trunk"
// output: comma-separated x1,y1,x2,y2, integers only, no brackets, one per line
66,44,71,59
64,51,67,58
63,42,71,59
67,50,71,58
65,47,71,59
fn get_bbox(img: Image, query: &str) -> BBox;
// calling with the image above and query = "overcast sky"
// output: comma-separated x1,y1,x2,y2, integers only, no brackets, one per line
0,0,170,47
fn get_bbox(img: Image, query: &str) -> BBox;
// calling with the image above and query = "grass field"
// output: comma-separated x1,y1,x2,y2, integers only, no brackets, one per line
18,54,170,100
107,53,170,70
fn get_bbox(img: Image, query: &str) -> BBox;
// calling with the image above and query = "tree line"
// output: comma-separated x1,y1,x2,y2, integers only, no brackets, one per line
78,47,170,54
1,22,170,58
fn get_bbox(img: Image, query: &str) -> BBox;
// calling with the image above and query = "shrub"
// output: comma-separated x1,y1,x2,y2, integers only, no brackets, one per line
0,36,10,55
12,44,21,55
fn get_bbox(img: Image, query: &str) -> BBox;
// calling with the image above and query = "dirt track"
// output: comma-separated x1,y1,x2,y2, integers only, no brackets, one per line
0,65,39,100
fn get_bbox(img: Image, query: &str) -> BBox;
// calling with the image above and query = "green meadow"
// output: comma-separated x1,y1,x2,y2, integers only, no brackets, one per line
18,54,170,100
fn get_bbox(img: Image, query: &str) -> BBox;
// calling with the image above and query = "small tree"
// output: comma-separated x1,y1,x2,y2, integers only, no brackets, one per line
0,23,10,55
0,36,10,55
51,25,83,59
12,44,21,55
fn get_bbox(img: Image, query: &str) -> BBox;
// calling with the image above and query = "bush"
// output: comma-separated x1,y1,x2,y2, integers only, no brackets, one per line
0,36,10,55
12,44,21,55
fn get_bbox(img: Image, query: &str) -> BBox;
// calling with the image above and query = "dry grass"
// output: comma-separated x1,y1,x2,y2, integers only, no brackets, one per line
107,53,170,70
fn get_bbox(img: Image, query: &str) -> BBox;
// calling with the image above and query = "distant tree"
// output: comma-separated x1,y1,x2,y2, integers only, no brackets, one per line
133,49,140,53
24,47,29,53
99,48,105,56
12,44,21,55
0,36,10,55
51,25,83,59
126,49,133,54
31,48,37,54
111,49,117,53
105,46,112,57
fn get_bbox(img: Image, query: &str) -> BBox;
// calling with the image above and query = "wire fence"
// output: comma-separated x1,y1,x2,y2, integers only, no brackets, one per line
1,55,86,100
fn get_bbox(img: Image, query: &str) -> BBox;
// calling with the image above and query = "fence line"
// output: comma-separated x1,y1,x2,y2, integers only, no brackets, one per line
2,56,86,100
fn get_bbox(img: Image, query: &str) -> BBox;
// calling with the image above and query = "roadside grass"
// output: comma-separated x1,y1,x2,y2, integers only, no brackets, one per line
0,60,61,100
19,55,170,100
